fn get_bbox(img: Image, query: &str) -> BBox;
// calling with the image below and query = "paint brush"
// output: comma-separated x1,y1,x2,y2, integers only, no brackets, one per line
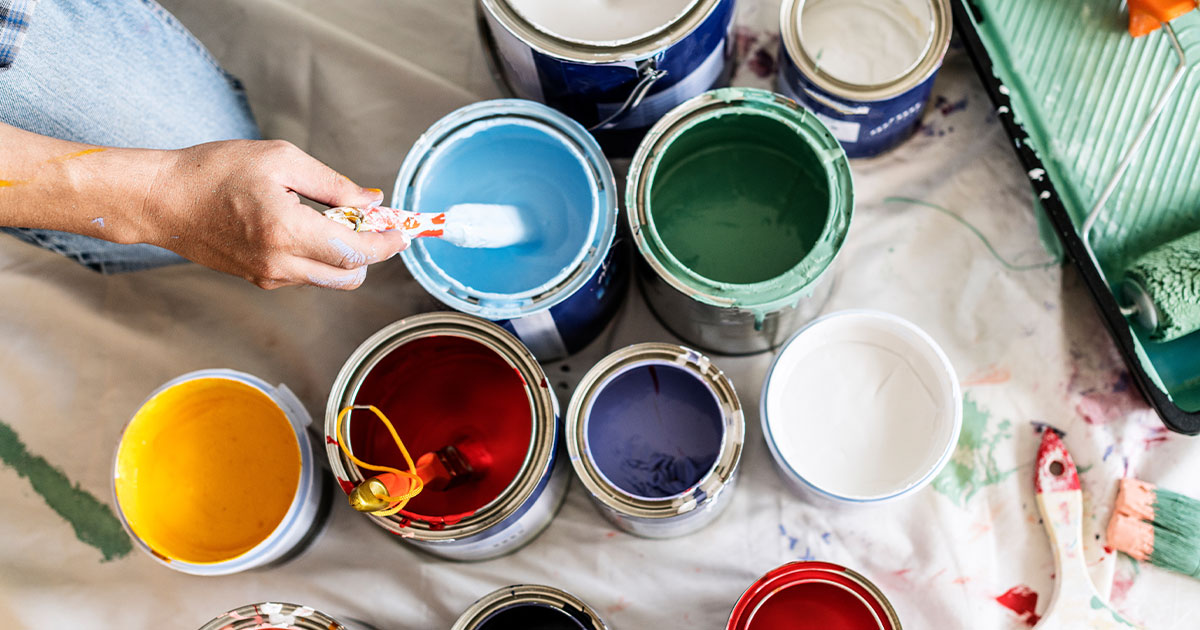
348,437,493,513
324,204,532,248
1107,478,1200,579
1032,429,1142,629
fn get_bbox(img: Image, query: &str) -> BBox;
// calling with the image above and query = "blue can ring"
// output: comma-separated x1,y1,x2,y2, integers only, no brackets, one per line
394,99,625,362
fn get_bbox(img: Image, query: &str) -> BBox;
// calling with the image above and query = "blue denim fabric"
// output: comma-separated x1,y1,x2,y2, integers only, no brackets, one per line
0,0,260,273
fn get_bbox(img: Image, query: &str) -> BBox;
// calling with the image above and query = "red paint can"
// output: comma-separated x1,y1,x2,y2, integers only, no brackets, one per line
727,562,901,630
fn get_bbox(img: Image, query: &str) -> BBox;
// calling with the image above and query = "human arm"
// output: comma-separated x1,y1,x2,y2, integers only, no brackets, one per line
0,122,407,289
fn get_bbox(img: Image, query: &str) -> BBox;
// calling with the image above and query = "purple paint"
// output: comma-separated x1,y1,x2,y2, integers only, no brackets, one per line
585,362,723,498
478,604,588,630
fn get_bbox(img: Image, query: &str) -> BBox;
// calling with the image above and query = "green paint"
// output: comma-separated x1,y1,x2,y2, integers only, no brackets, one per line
631,88,853,314
932,394,1016,507
651,113,829,284
0,419,131,561
1124,231,1200,342
1090,595,1135,626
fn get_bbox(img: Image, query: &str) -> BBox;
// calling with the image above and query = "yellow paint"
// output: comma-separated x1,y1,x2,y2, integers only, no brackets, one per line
0,180,23,188
49,147,107,162
114,377,301,564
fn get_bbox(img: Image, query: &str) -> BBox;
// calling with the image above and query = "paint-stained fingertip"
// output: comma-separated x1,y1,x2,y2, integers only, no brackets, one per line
364,188,385,209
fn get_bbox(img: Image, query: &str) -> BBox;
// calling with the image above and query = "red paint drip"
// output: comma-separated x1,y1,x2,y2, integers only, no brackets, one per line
351,336,532,519
325,436,339,446
336,477,355,495
431,213,447,225
415,229,444,239
995,585,1041,626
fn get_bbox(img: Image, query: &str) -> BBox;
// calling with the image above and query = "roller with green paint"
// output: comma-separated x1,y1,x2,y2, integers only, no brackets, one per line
1081,13,1200,343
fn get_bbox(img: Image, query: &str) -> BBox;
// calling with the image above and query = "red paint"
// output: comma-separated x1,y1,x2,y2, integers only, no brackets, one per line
326,436,339,446
415,229,444,238
995,585,1041,626
1035,430,1079,494
351,336,532,519
336,477,355,495
728,562,896,630
431,213,447,225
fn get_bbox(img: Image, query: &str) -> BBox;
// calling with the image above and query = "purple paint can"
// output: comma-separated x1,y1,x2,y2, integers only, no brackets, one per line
566,343,743,538
776,0,951,158
453,584,608,630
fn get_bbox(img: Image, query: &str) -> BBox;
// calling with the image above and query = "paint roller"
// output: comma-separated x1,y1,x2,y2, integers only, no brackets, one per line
348,437,494,514
1080,3,1200,343
323,203,534,249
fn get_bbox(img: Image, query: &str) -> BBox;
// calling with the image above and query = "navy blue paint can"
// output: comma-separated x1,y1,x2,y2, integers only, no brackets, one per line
776,0,950,158
480,0,736,157
453,585,608,630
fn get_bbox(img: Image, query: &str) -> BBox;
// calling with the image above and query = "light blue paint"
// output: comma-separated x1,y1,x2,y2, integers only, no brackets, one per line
411,119,599,299
91,217,105,227
308,268,365,289
328,236,367,267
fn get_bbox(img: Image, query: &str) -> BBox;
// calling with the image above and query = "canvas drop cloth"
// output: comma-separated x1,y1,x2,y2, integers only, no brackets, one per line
1,0,1198,627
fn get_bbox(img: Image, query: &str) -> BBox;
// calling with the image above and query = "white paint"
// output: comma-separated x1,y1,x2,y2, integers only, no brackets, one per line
799,0,932,85
508,0,697,44
763,311,961,501
441,203,533,249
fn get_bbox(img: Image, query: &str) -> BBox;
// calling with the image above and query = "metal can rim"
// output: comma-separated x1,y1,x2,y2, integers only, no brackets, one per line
394,99,617,321
480,0,723,64
759,309,963,503
111,369,317,575
197,602,349,630
324,312,559,542
626,87,854,313
565,342,744,520
779,0,951,102
726,561,903,630
451,584,609,630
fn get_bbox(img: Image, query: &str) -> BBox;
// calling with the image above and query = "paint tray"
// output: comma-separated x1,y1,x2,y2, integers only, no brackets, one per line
953,1,1200,434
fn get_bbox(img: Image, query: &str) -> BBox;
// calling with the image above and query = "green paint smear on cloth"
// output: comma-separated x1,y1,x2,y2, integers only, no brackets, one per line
933,394,1017,506
0,419,131,561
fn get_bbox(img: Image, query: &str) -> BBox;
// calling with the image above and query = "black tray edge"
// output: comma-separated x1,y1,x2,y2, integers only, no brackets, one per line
952,0,1200,435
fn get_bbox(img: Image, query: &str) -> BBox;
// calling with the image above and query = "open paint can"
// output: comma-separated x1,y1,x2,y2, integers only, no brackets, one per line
325,312,567,561
627,87,853,355
478,0,736,156
113,370,331,575
727,562,901,629
566,343,743,537
777,0,951,158
395,99,627,362
452,584,608,630
761,310,961,503
198,603,373,630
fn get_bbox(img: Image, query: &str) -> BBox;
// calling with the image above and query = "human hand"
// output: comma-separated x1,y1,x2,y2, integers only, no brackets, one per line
137,139,408,290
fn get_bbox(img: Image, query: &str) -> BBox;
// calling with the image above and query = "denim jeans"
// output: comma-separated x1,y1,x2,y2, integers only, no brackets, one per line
0,0,260,273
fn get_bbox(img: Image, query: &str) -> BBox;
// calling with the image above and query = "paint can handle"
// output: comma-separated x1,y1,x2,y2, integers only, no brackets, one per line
589,60,668,131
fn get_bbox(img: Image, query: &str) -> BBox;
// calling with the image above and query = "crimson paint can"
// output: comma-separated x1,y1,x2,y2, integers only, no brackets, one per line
727,561,901,630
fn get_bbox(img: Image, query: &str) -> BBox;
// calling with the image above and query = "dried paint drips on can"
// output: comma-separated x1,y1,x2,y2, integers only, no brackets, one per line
396,100,627,362
727,562,901,630
777,0,951,157
479,0,735,156
627,87,853,355
761,310,961,503
113,370,330,575
453,584,608,630
567,343,743,538
326,313,567,561
197,602,374,630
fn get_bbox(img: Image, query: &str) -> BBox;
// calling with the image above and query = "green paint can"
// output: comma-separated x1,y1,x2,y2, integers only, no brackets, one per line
626,87,853,355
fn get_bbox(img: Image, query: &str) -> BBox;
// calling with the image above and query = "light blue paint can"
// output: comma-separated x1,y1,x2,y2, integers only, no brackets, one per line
394,100,625,361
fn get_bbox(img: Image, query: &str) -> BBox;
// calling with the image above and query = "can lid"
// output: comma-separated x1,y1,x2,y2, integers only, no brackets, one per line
780,0,951,102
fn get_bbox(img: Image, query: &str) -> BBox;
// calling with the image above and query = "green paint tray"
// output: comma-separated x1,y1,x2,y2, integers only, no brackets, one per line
954,1,1200,434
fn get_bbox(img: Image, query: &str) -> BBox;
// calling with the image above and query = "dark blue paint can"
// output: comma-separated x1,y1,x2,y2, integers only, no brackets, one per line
480,0,737,156
776,0,951,158
453,585,608,630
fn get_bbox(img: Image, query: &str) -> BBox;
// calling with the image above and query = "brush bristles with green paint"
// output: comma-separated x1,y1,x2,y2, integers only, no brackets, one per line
1108,479,1200,578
